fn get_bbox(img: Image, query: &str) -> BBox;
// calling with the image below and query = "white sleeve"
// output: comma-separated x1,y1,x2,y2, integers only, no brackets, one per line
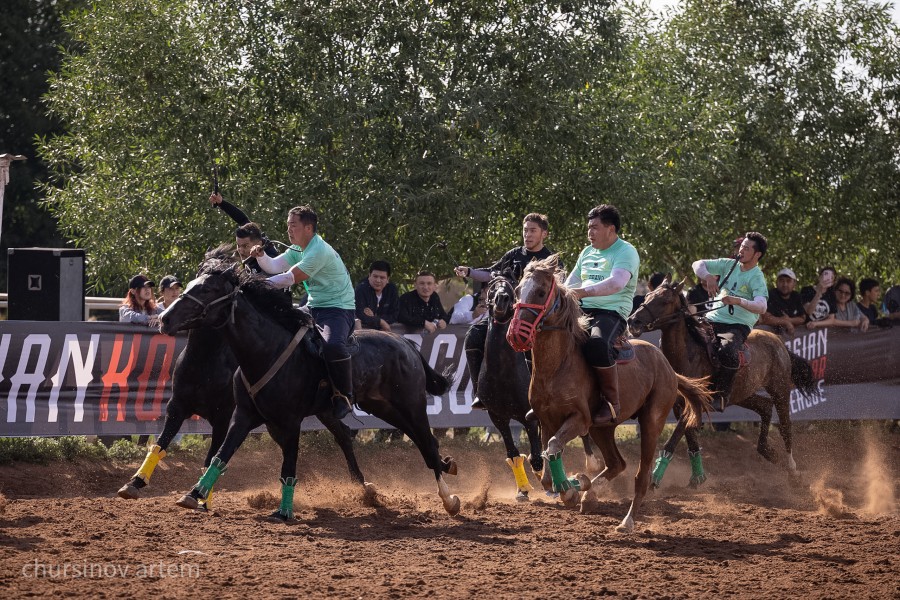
692,260,710,279
579,268,632,297
565,270,582,288
256,252,291,274
740,295,768,314
449,296,475,325
266,272,296,289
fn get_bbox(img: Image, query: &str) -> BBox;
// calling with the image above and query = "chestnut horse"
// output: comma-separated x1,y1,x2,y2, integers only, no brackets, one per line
627,279,816,487
508,256,712,532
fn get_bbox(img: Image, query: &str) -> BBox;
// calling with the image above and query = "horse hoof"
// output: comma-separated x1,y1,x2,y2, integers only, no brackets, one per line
574,473,592,493
544,490,559,499
650,480,661,490
615,516,635,533
175,494,199,511
117,483,140,500
689,474,707,488
515,491,530,502
579,491,599,514
561,488,579,508
362,482,378,506
443,495,461,516
265,510,294,523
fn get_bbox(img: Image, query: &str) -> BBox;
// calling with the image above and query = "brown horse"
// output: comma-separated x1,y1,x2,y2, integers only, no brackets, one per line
507,256,713,532
627,279,817,487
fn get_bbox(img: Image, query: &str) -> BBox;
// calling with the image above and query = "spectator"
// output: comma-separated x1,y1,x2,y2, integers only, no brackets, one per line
209,192,279,273
830,277,869,332
857,278,881,325
449,283,488,325
759,268,806,335
119,275,163,326
397,271,450,333
686,278,716,315
801,267,837,329
632,272,669,314
882,285,900,321
157,275,182,310
355,260,400,332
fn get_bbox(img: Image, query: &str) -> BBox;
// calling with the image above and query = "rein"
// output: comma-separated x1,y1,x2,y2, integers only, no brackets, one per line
177,287,241,329
507,275,561,352
635,291,722,332
239,325,309,400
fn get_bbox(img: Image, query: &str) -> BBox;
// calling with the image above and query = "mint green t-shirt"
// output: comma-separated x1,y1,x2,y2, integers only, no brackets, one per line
572,238,640,320
705,258,769,328
283,234,355,309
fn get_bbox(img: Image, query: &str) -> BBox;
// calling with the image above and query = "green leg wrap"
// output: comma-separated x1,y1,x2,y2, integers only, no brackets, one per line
689,449,707,486
279,477,298,519
544,451,583,494
195,457,227,499
651,450,674,487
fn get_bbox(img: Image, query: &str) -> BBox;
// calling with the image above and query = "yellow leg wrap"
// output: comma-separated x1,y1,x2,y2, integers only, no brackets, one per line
200,486,214,509
506,455,533,492
134,445,166,484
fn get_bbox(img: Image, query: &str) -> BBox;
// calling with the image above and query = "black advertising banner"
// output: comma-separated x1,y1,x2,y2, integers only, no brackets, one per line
0,321,897,436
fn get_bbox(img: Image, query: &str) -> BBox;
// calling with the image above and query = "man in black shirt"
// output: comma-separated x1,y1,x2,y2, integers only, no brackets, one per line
760,268,806,335
454,213,558,409
209,192,278,274
397,271,450,332
801,266,838,328
355,260,400,331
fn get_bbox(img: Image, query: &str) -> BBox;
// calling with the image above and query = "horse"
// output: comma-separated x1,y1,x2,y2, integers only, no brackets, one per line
507,256,713,532
479,274,601,501
115,326,365,508
627,279,817,487
159,247,460,519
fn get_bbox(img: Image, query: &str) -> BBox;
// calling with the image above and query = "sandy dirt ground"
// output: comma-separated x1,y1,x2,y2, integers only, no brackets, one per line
1,425,898,599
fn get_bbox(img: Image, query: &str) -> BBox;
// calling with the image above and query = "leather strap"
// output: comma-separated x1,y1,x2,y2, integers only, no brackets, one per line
239,325,308,400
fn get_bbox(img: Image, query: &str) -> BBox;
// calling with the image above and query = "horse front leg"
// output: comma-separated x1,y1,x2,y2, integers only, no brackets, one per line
741,394,778,464
196,404,234,511
771,389,797,472
267,427,301,522
488,410,531,501
544,414,593,508
118,403,188,499
175,404,262,512
651,400,686,489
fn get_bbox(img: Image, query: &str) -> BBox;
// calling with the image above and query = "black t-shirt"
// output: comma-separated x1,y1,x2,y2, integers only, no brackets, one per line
767,288,805,319
857,302,878,324
800,286,837,321
489,246,558,284
686,285,715,313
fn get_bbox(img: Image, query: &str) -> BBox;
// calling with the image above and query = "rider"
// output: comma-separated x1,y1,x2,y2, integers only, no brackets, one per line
250,205,357,420
691,232,769,411
454,213,557,410
566,204,639,425
209,192,279,274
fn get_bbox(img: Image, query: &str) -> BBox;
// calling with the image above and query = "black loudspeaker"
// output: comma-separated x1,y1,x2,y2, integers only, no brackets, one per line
7,248,86,321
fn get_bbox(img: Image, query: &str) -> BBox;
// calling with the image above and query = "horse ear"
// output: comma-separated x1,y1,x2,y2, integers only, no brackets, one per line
675,277,687,292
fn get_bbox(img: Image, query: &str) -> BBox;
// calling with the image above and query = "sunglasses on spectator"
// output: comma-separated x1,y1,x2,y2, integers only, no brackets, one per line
835,288,852,296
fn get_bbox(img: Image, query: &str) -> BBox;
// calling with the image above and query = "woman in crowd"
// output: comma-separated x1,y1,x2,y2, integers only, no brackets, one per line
119,274,163,327
828,277,869,332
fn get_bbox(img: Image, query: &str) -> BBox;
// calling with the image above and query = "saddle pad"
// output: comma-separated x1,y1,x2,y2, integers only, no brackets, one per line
614,336,636,365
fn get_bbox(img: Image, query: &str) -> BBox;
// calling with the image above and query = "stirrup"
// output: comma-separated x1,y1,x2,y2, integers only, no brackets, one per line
332,393,353,420
592,402,619,426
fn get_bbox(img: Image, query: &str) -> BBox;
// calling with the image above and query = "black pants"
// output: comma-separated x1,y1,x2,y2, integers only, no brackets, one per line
582,308,626,368
711,322,750,369
463,320,489,391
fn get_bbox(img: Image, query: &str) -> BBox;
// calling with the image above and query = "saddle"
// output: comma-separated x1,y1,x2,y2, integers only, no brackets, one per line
695,318,751,369
614,335,636,365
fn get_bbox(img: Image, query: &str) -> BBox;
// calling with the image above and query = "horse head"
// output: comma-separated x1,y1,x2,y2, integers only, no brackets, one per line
486,273,517,324
627,277,686,336
160,245,241,335
506,255,569,352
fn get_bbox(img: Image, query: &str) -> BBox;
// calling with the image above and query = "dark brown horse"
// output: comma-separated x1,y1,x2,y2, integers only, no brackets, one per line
508,256,712,532
627,279,816,487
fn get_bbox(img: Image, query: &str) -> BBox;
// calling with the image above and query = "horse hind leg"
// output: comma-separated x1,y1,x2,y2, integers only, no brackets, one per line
770,388,797,472
744,394,778,464
581,435,603,477
618,397,671,533
580,427,626,514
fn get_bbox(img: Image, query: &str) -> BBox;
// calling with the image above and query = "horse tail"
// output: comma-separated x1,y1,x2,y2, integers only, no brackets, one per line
789,352,817,398
675,374,714,429
402,337,455,396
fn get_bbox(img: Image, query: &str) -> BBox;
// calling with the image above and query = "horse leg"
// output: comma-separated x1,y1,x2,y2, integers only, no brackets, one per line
318,411,371,490
651,400,685,489
266,427,301,522
522,420,544,477
770,388,797,472
617,405,670,533
175,406,263,511
545,416,593,508
580,426,627,513
743,394,778,464
488,411,531,501
580,435,603,477
195,404,234,511
118,404,188,500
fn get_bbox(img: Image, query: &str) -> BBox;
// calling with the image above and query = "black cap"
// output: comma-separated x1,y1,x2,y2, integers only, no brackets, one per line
129,274,154,289
159,275,182,290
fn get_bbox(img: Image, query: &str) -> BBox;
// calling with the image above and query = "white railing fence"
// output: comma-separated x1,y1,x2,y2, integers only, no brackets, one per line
0,293,121,321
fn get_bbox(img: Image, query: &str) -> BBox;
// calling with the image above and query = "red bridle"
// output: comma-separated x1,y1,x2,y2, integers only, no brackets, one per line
506,275,558,352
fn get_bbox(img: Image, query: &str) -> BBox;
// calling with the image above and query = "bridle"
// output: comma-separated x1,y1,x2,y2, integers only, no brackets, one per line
173,279,241,330
507,274,561,352
487,276,516,325
632,287,721,332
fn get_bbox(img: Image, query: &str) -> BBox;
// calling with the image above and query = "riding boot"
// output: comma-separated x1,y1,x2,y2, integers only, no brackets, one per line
592,365,621,426
325,355,354,420
710,365,738,412
465,348,486,410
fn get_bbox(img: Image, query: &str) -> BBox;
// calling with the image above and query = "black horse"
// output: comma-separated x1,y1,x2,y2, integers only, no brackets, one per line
478,275,601,501
160,247,460,519
115,326,365,507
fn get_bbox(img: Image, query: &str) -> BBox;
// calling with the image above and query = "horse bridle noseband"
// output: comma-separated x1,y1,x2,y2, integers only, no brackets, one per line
507,275,561,352
175,284,241,329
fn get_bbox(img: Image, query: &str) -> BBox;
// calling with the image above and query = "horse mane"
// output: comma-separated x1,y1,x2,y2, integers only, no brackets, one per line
201,244,313,334
656,282,708,346
522,256,589,344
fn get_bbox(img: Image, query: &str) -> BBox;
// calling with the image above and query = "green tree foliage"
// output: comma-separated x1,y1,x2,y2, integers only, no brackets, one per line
38,0,900,294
